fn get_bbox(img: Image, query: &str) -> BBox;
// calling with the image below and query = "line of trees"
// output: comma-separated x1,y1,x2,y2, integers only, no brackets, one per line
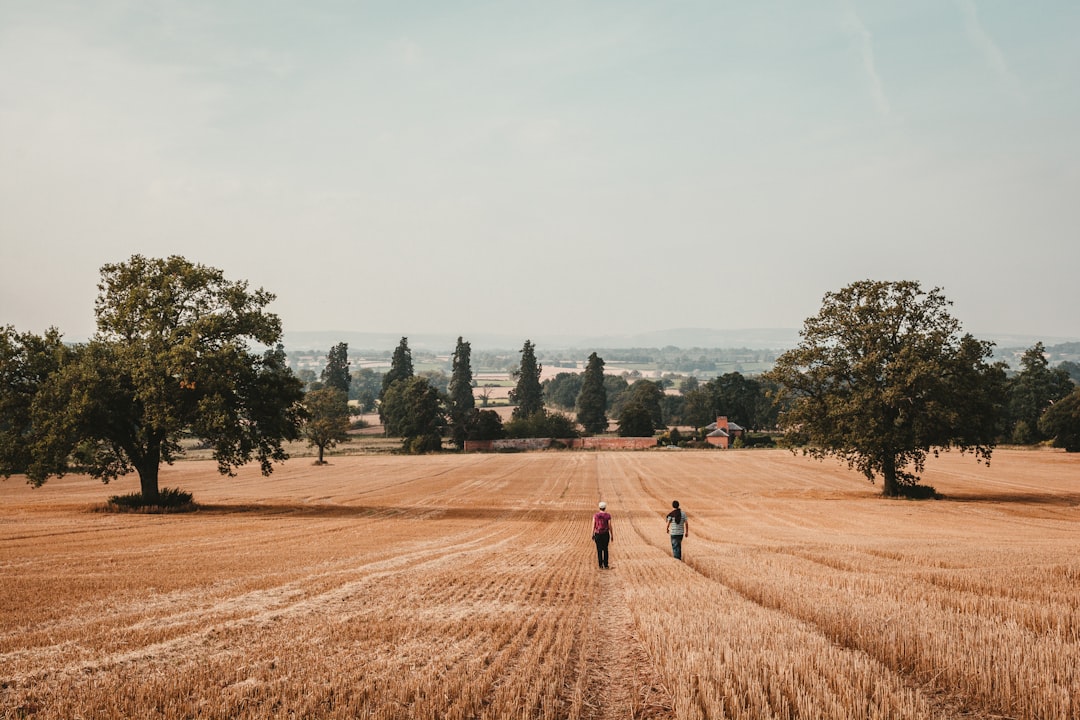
4,260,1078,508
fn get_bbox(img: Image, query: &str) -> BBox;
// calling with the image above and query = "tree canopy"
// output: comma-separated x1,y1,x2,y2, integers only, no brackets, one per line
616,402,655,437
379,336,414,427
1004,342,1074,444
381,375,445,453
575,353,608,434
448,336,475,449
509,340,544,420
0,327,72,478
766,280,1006,497
303,387,351,463
321,342,351,395
3,255,306,502
1039,388,1080,452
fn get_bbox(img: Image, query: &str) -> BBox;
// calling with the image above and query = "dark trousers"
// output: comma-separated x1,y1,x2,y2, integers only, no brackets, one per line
593,532,610,568
671,533,684,560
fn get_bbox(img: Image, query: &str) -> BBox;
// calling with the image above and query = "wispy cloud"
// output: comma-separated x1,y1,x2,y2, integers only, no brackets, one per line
956,0,1023,100
843,5,891,117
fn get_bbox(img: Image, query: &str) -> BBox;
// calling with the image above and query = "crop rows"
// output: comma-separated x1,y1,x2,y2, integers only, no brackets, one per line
1,448,1077,718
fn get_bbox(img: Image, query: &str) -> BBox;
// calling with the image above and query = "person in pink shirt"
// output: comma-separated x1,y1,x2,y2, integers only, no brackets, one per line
591,501,613,569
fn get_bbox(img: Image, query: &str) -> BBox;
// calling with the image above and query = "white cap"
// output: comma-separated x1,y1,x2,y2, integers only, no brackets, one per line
598,501,606,510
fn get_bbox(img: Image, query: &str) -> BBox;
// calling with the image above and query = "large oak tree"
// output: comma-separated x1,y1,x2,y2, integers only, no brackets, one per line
9,255,305,502
766,280,1005,497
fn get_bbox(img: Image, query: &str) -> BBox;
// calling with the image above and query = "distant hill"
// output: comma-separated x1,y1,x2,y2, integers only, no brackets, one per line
282,328,802,353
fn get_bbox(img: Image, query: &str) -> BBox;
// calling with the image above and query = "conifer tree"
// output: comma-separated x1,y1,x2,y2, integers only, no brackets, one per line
379,337,414,427
509,339,544,420
321,342,351,394
576,352,608,434
448,336,475,449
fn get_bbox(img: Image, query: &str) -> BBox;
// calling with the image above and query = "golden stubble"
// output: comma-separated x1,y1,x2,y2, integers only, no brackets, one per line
1,448,1077,719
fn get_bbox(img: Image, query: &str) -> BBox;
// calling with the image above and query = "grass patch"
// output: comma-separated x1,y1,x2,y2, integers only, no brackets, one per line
104,487,197,513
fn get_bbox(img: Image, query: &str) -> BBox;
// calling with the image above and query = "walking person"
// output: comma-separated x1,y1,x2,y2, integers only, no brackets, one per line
592,501,613,569
666,500,687,560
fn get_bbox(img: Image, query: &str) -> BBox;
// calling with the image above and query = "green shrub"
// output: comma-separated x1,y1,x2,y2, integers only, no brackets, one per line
107,487,195,512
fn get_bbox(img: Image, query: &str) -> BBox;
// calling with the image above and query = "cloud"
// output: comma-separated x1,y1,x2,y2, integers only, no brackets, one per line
843,5,891,118
956,0,1023,100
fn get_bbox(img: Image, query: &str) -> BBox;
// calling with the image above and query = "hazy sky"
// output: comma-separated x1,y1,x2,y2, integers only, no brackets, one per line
3,1,1079,343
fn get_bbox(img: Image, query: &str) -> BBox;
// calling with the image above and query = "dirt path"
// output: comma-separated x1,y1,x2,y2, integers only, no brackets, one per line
582,566,673,720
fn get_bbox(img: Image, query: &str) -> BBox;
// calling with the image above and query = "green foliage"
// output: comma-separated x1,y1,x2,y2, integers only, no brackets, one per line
1038,389,1080,451
349,367,381,412
303,387,351,463
107,487,194,511
503,410,578,439
465,409,505,442
0,326,73,477
509,340,544,420
766,280,1006,497
603,375,630,412
575,353,608,434
321,342,351,394
616,402,655,437
381,337,414,397
381,376,445,452
1058,360,1080,385
627,379,665,430
543,372,583,411
10,256,305,503
448,337,476,449
1005,343,1074,443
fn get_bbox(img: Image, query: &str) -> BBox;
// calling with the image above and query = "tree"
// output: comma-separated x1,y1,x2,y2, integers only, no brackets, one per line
13,255,306,503
616,402,655,437
379,337,414,427
448,336,476,449
576,353,608,434
303,387,350,463
765,280,1006,497
543,372,584,411
349,367,381,412
681,386,717,428
627,379,665,431
321,342,351,394
381,375,445,453
1038,388,1080,452
465,408,505,442
503,410,578,439
509,340,544,419
0,327,73,477
1005,343,1074,443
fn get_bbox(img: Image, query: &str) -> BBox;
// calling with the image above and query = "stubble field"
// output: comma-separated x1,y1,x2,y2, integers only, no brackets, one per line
1,448,1078,719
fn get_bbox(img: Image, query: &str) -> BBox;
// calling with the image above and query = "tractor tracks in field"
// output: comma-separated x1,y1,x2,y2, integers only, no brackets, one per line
583,567,673,720
0,523,524,689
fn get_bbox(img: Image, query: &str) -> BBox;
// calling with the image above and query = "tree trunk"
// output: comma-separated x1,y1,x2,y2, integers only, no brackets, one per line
317,444,325,464
136,443,161,504
881,452,900,497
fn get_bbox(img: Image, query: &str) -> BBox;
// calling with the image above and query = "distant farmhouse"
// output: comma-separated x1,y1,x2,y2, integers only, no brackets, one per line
705,416,745,448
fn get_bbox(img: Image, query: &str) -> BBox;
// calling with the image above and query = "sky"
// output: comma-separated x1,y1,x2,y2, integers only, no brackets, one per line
2,1,1079,345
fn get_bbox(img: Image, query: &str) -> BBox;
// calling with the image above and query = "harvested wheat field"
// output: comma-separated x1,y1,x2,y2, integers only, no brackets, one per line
1,448,1078,720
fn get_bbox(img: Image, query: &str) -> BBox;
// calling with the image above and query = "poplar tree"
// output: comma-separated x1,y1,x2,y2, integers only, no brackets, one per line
379,337,414,427
509,339,544,420
576,352,608,434
448,336,475,449
321,342,351,394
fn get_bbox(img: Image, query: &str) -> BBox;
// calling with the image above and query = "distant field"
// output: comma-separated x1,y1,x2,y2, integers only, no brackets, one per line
1,449,1078,719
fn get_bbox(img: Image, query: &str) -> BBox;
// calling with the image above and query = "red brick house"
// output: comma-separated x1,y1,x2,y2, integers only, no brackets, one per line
705,416,745,448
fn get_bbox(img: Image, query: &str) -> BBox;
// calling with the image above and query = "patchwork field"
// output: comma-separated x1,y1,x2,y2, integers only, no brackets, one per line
1,448,1078,719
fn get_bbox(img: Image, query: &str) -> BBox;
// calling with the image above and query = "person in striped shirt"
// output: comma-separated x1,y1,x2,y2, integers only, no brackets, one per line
665,500,688,560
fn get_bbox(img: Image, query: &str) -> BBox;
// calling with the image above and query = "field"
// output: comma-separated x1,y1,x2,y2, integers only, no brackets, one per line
1,448,1078,719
